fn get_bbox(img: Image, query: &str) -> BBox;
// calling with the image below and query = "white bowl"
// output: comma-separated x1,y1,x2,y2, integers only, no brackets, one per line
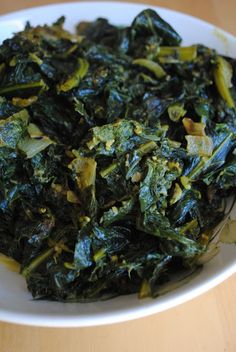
0,1,235,327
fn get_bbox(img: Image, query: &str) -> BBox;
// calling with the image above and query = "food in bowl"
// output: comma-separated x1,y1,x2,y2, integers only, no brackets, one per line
0,8,235,302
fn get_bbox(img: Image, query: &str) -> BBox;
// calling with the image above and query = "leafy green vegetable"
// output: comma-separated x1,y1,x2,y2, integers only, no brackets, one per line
57,58,89,92
214,56,235,108
0,10,235,302
168,103,186,122
157,46,197,63
132,58,166,78
130,9,182,48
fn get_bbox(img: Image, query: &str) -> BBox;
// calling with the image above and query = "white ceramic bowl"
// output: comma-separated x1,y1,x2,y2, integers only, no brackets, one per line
0,1,235,327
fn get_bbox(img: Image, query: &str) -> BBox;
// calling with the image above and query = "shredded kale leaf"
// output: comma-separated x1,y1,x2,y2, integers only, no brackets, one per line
0,10,236,301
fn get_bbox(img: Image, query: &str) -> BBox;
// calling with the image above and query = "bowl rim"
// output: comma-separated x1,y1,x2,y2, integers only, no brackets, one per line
1,0,236,41
0,262,235,327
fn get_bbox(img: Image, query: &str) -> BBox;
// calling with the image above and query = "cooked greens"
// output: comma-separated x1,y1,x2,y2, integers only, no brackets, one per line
0,9,236,302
